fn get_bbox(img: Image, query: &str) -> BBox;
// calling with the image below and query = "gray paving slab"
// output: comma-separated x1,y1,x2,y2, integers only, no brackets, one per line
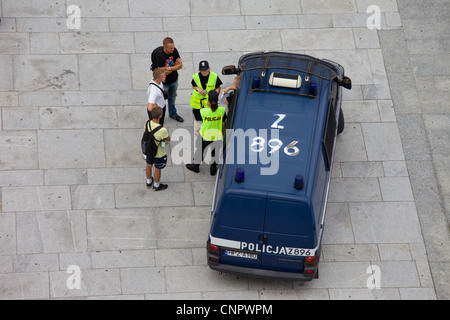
104,129,143,167
114,183,195,208
0,214,16,255
0,92,18,107
86,208,157,251
283,29,356,50
349,202,423,243
329,177,382,202
328,288,400,300
334,124,368,162
44,169,88,186
2,186,71,212
91,249,155,269
29,32,60,54
0,55,13,91
71,184,115,210
322,244,380,262
0,0,448,301
340,161,384,177
0,33,30,54
14,253,60,273
301,0,357,14
0,170,43,187
121,267,166,295
128,0,190,17
87,167,184,185
39,106,118,129
16,210,87,254
69,0,130,18
2,107,40,130
165,266,249,293
321,203,354,244
379,177,414,201
59,252,92,270
0,256,14,274
2,0,67,18
362,123,404,161
19,91,61,107
78,54,132,90
13,55,79,91
61,90,121,106
38,129,106,169
0,272,50,299
50,268,122,298
415,76,450,114
153,206,211,248
60,32,135,53
396,114,432,161
17,18,69,33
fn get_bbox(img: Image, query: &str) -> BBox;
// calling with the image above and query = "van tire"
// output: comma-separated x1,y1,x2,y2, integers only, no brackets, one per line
337,109,344,134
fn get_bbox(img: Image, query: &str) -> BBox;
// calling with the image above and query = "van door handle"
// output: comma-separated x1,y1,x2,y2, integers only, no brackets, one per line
262,235,268,244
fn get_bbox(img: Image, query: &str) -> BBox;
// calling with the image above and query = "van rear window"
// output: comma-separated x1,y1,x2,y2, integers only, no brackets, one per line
265,200,311,236
220,195,265,231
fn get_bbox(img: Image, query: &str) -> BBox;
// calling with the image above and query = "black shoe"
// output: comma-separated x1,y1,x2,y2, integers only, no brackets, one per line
153,183,168,191
186,164,200,173
170,115,184,123
210,163,217,176
146,178,153,189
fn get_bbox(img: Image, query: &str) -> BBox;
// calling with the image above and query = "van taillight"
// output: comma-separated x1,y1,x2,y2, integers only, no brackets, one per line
208,242,220,254
304,255,317,265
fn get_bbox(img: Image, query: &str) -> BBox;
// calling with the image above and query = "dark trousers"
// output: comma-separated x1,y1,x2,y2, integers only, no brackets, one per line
193,138,223,165
164,80,178,117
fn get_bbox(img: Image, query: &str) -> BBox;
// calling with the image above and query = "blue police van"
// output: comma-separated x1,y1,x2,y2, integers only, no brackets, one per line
207,52,351,280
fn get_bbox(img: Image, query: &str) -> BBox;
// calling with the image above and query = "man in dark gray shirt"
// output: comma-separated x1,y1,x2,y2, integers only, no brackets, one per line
151,37,184,123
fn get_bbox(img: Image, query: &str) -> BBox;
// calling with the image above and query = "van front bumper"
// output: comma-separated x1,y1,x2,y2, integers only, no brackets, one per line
208,260,317,281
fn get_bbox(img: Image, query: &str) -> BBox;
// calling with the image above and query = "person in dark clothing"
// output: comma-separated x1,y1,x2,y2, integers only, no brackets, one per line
151,37,184,123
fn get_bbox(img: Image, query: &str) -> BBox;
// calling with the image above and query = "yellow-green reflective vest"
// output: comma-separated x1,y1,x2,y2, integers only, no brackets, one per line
190,72,218,109
200,106,225,141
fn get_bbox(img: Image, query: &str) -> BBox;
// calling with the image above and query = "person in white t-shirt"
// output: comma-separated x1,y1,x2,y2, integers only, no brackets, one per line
147,68,167,126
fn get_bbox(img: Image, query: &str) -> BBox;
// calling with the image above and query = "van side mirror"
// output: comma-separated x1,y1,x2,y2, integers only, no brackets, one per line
222,65,239,75
340,76,352,90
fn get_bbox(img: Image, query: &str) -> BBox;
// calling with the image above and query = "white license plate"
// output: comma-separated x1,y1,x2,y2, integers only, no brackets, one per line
225,250,258,260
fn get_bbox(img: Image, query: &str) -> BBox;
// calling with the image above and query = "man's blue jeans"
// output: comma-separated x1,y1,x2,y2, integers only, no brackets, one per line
164,80,178,118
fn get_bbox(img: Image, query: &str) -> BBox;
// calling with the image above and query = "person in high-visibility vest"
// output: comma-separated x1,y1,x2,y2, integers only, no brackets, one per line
186,90,226,176
190,61,223,133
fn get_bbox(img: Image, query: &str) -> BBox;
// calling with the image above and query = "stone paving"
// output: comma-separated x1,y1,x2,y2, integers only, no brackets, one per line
0,0,448,300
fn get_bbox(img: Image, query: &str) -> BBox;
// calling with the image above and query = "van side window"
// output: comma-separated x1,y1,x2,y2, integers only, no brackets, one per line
222,89,239,166
322,100,336,170
225,89,239,131
329,78,339,112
